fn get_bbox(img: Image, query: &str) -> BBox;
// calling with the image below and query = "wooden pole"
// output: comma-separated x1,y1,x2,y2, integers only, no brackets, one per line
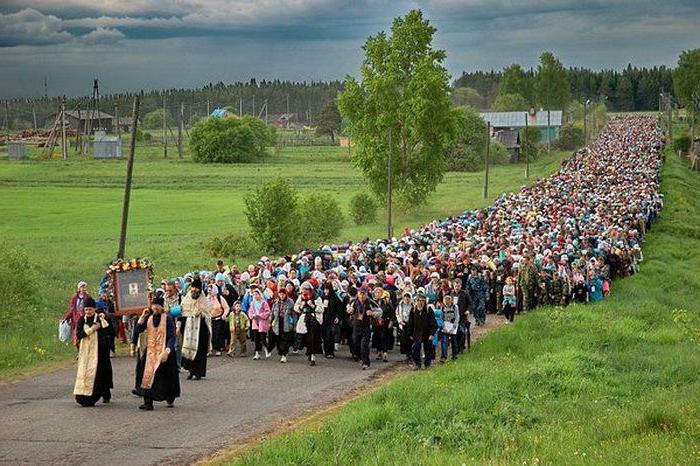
483,122,490,199
117,94,140,259
162,95,168,159
387,126,393,239
74,103,81,152
206,99,210,116
178,102,184,158
583,100,587,146
61,96,67,160
4,100,9,143
524,112,529,179
115,104,120,139
32,103,37,130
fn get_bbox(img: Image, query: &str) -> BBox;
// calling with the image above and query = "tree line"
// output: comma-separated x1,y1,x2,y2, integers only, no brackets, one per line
454,64,675,111
0,66,679,132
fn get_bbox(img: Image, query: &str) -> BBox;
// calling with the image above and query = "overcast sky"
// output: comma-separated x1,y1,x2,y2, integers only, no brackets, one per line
1,0,699,98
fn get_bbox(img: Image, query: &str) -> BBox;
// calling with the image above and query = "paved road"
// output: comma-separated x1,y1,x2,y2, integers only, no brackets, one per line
0,315,503,465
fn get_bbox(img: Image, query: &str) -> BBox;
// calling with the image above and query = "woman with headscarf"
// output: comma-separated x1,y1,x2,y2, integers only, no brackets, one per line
395,291,414,363
73,297,113,407
294,281,324,366
66,281,91,349
208,283,230,356
249,286,272,360
320,282,342,359
271,288,295,363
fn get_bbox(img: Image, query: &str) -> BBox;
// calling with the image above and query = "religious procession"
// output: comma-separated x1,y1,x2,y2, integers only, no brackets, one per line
64,115,664,411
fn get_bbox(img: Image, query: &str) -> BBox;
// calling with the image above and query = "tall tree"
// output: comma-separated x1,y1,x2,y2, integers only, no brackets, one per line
338,10,455,206
674,48,700,139
535,52,570,110
499,64,532,104
535,51,569,151
315,100,341,142
492,93,527,111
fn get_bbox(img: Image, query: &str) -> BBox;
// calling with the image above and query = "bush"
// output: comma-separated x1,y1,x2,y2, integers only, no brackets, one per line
520,126,541,162
298,193,344,245
189,115,275,163
143,108,172,130
556,124,585,150
0,240,38,326
134,129,153,142
244,177,300,254
673,134,692,154
446,106,488,171
350,192,378,225
205,232,260,260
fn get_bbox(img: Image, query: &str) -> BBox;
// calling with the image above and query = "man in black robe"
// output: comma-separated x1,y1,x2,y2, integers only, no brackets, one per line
133,296,181,410
180,279,211,380
73,297,114,407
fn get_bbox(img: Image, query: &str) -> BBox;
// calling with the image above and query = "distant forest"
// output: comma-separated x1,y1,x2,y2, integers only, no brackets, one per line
2,65,676,130
454,65,675,111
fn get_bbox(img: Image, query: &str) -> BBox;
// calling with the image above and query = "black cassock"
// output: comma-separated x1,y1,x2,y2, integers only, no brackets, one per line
75,315,114,407
134,314,181,403
179,316,209,378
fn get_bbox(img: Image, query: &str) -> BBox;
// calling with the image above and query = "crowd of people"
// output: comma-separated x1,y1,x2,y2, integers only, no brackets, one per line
66,115,664,409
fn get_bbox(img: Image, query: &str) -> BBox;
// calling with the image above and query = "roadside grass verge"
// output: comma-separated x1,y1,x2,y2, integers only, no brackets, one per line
225,151,700,465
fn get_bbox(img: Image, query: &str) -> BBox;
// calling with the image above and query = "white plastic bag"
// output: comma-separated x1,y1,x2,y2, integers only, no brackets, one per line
58,320,71,342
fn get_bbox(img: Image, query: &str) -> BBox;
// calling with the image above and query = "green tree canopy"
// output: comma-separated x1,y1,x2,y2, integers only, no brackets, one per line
445,106,488,171
499,64,532,104
338,9,455,206
673,48,700,132
143,108,172,129
492,93,528,111
450,87,485,109
189,115,275,163
315,100,341,142
535,52,570,110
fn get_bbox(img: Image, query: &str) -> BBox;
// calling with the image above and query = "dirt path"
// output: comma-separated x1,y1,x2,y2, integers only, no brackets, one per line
0,315,504,465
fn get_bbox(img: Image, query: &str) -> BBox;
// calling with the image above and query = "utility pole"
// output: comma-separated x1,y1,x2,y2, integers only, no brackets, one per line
667,94,673,146
265,100,268,124
74,103,81,152
178,102,184,158
387,126,393,239
206,99,210,116
483,122,490,199
162,95,168,159
32,103,37,130
583,99,588,146
44,76,48,100
252,95,256,117
114,105,120,139
61,96,67,160
524,112,529,179
239,97,243,117
4,100,9,144
117,94,141,259
286,94,290,114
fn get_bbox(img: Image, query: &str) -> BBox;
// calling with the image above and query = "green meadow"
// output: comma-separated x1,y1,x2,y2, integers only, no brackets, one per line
0,143,568,377
222,146,700,465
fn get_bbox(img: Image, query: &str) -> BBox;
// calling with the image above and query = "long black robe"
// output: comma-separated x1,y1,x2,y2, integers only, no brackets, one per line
134,314,181,402
179,316,209,378
75,315,114,407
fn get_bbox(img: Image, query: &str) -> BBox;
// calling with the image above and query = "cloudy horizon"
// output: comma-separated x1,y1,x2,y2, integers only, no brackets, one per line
1,0,699,99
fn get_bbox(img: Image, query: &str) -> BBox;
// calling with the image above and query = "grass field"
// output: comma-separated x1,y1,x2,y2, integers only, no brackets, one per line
0,142,569,377
220,149,700,465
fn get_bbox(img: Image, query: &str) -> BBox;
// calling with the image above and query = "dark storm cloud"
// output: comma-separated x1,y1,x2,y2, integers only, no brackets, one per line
0,1,698,97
